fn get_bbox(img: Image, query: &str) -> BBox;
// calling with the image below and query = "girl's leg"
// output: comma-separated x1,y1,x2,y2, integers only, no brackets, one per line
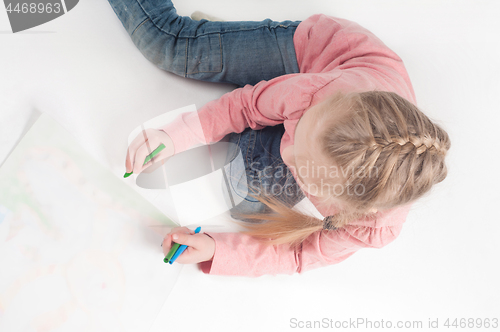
107,0,300,87
223,124,305,220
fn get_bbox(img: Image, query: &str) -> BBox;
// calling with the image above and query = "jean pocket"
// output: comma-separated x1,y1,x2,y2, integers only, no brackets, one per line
186,33,222,74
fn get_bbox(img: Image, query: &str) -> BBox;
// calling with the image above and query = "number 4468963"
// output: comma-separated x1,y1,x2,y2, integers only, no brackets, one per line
444,318,498,329
5,2,61,14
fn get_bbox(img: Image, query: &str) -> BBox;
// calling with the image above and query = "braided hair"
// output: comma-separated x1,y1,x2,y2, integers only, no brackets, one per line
320,91,450,215
232,90,451,247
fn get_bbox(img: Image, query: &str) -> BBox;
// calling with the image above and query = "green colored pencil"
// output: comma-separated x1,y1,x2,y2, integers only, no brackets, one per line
164,242,181,263
124,143,166,178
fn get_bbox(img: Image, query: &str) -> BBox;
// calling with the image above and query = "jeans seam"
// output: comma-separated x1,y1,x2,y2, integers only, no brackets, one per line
245,130,257,196
273,29,287,76
162,24,297,39
245,130,256,172
219,33,223,75
131,17,150,36
184,41,188,77
133,0,297,40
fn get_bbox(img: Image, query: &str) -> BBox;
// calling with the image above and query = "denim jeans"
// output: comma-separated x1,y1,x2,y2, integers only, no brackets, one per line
222,125,305,219
107,0,300,86
107,0,305,217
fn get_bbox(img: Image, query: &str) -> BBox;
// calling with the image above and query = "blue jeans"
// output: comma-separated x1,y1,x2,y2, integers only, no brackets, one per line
107,0,300,87
107,0,305,217
222,126,305,219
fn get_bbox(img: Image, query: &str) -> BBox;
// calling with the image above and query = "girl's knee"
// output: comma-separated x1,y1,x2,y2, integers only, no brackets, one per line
130,18,187,76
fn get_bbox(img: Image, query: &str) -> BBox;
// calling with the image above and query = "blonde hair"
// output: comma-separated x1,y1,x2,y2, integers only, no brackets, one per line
230,91,451,249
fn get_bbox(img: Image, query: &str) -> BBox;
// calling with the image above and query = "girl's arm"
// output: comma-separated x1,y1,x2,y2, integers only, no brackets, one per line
198,204,411,277
159,73,333,155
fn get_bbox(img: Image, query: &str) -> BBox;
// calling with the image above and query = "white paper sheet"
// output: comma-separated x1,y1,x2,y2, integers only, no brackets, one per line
0,113,180,332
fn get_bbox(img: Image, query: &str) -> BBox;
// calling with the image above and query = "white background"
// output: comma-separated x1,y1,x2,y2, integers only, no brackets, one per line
1,0,499,331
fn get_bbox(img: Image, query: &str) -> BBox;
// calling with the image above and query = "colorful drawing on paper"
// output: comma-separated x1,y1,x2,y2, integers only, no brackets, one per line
0,114,180,332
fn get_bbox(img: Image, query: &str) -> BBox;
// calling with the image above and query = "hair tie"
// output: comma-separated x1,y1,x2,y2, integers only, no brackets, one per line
323,215,337,230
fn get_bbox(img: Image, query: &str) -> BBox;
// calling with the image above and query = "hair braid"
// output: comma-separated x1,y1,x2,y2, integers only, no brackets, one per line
231,90,451,247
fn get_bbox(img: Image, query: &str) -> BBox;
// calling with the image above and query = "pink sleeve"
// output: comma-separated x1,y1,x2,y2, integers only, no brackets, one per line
198,223,403,277
159,74,332,154
198,205,411,277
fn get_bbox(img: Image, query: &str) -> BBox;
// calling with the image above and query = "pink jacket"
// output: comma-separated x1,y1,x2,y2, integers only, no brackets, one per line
161,14,416,277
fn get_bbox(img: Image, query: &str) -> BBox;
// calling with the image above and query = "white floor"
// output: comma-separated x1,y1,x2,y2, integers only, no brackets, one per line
1,0,499,331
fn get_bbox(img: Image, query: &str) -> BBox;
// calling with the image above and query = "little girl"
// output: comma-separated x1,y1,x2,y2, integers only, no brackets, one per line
109,0,451,276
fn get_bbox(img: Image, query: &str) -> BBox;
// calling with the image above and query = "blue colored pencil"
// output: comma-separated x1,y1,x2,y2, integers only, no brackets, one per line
169,227,201,264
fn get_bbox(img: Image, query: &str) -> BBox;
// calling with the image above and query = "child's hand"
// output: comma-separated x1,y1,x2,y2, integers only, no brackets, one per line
162,227,215,264
125,128,175,175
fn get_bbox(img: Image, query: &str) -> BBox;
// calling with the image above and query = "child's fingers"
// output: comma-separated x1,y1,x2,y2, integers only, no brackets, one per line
140,148,174,174
168,226,191,235
133,139,162,174
170,233,214,264
161,233,173,255
125,129,175,174
162,227,201,260
170,232,199,248
125,129,153,172
163,227,190,247
125,149,133,173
